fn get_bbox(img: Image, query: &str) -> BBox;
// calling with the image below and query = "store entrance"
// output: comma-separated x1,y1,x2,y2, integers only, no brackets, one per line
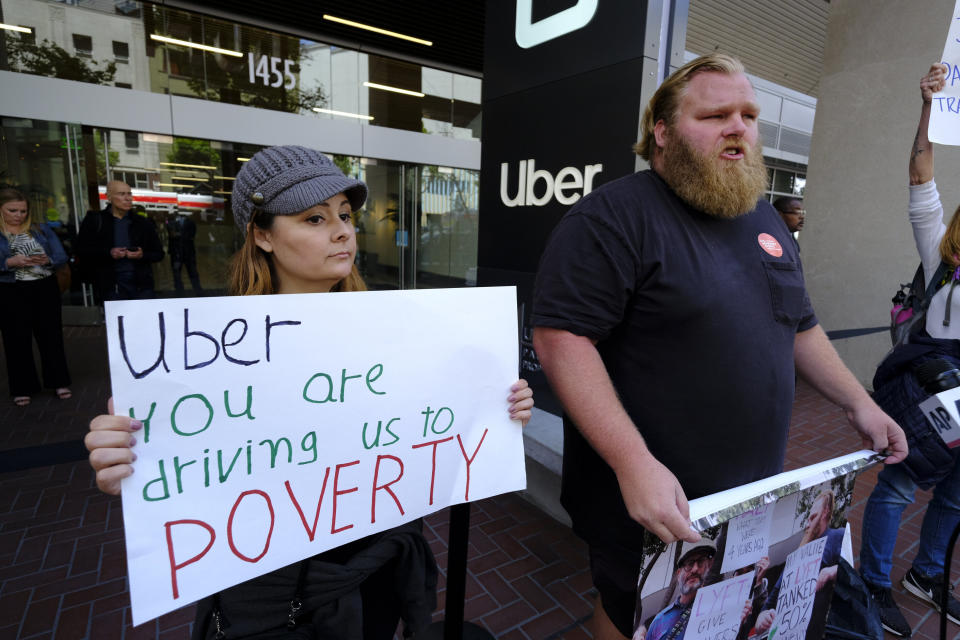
2,117,480,307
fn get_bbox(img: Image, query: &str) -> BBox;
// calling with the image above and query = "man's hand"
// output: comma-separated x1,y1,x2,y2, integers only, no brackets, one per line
110,247,126,259
794,325,908,463
126,247,143,260
921,63,948,104
754,610,775,634
533,328,699,544
844,399,908,464
615,452,700,544
816,565,838,591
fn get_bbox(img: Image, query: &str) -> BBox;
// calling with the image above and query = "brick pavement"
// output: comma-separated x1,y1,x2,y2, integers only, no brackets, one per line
0,325,956,639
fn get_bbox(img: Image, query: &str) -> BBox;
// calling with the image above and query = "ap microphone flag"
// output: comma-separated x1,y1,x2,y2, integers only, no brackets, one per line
915,359,960,448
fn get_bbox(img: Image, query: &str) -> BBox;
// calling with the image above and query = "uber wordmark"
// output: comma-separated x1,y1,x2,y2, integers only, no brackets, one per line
499,159,603,207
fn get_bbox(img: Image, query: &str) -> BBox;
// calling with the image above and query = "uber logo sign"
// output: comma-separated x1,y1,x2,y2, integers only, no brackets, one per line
514,0,599,49
500,159,603,207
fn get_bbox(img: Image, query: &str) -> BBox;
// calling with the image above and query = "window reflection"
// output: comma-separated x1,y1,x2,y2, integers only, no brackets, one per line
0,0,480,139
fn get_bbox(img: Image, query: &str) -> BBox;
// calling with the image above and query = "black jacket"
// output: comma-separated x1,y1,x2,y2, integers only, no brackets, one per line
76,205,163,296
192,520,437,639
872,333,960,488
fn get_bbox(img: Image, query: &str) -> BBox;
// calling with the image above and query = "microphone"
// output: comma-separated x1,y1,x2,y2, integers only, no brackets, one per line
914,359,960,394
915,359,960,448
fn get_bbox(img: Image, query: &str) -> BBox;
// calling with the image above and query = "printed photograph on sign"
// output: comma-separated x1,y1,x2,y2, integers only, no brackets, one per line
634,474,859,640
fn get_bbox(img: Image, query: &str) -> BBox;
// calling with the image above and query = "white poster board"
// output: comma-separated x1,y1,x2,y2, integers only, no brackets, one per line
930,0,960,145
106,287,526,625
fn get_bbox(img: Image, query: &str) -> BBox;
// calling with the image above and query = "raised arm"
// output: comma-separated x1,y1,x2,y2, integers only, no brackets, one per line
533,327,700,544
910,63,947,186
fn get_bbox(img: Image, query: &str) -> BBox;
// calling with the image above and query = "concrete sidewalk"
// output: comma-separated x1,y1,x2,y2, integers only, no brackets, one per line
0,325,953,639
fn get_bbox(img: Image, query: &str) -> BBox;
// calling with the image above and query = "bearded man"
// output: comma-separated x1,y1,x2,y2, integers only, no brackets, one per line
645,540,716,640
531,54,907,640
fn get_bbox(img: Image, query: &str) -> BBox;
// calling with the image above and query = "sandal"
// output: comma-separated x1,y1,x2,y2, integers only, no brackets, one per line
14,396,30,407
56,388,72,400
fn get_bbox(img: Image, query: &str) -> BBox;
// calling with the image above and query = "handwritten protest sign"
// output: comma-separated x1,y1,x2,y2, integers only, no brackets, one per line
720,504,774,574
106,287,526,625
686,571,754,640
930,0,960,145
769,536,828,640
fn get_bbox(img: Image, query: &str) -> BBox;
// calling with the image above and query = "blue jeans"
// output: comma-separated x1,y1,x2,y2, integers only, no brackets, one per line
859,457,960,587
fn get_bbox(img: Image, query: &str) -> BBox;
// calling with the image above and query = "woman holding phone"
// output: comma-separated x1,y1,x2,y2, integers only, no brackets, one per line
0,188,72,407
84,146,534,639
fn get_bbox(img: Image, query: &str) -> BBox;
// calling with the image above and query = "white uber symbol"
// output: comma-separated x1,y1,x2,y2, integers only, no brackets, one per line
514,0,599,49
500,159,603,207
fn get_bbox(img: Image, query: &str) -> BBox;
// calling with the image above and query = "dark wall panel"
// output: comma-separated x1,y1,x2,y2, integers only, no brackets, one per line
477,0,651,394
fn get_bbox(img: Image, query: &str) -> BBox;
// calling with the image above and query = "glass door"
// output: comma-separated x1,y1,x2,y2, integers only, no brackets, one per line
355,160,480,290
355,158,409,290
415,165,479,289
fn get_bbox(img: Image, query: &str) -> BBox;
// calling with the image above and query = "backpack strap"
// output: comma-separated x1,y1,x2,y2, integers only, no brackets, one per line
925,262,951,301
925,262,954,326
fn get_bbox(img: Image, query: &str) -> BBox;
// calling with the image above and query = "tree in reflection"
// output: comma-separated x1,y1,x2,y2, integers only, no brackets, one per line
5,37,116,85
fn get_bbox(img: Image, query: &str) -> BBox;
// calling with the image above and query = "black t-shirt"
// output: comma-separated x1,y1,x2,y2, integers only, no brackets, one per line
532,170,817,548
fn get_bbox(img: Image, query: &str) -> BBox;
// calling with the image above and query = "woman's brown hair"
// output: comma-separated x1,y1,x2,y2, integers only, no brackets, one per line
0,187,37,237
940,205,960,266
227,210,367,296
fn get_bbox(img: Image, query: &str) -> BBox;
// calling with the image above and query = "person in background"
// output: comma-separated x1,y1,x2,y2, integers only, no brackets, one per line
84,146,535,639
0,188,72,406
167,208,202,294
76,181,163,302
773,196,805,235
860,62,960,638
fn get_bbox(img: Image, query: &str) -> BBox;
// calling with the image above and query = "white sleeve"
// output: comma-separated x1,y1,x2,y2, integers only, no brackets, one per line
908,179,946,286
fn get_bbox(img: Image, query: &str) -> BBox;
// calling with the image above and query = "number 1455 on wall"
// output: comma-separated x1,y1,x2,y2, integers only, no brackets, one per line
248,53,296,89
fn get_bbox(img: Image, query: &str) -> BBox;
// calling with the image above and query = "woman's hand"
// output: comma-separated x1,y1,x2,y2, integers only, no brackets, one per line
921,63,947,104
84,398,141,495
508,379,534,427
22,252,49,266
5,254,33,268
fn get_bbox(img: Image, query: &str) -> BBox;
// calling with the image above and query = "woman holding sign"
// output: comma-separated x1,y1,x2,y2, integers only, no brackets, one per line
85,145,534,639
0,187,72,407
864,63,960,637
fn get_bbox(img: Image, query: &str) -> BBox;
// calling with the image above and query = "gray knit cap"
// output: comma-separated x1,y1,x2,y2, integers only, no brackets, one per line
232,145,367,233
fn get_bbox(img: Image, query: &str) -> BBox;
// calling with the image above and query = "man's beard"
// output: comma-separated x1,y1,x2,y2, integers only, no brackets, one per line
679,575,703,596
660,133,768,219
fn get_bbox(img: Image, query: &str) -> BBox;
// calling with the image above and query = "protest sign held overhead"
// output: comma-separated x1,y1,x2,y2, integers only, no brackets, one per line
106,287,526,625
930,0,960,144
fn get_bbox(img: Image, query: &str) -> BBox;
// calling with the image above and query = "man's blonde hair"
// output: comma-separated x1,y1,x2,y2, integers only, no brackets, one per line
634,54,746,161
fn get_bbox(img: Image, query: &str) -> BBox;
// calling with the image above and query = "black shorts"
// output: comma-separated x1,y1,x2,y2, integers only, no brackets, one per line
588,539,645,637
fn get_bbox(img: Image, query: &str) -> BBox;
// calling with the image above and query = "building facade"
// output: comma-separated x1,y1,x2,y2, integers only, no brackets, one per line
1,0,814,322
